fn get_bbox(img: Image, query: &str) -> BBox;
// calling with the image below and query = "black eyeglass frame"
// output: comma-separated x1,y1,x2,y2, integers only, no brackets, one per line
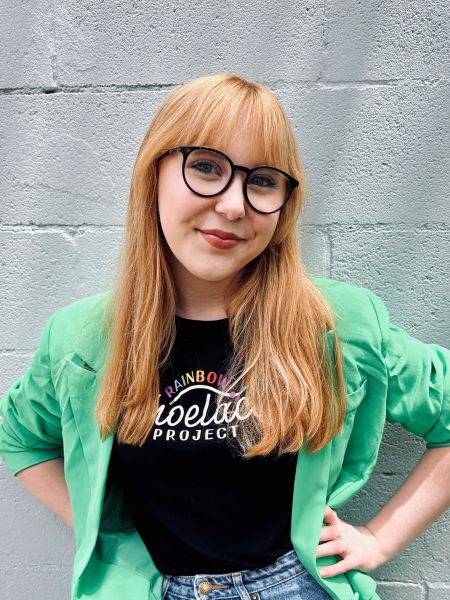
157,145,299,215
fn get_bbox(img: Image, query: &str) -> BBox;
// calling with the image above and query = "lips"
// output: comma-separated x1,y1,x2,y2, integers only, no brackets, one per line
199,230,242,250
199,229,243,240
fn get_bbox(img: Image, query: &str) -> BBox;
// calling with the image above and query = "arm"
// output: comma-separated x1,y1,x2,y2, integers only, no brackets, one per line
366,446,450,564
0,312,69,524
364,289,450,565
318,404,450,578
318,446,450,577
16,457,74,529
318,288,450,577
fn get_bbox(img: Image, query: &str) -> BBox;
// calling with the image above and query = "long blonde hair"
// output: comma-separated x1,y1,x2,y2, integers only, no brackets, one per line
95,73,347,457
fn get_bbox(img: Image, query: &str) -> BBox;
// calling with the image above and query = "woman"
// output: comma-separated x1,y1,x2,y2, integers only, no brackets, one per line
0,73,449,600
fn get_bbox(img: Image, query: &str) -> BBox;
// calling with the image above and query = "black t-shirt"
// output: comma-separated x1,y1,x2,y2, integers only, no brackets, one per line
108,314,297,575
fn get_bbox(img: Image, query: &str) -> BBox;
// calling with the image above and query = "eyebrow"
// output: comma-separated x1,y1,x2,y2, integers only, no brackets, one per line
248,159,268,167
228,154,271,168
194,146,272,168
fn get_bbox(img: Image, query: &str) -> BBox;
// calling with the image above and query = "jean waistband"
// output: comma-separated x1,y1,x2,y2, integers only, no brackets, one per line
162,548,308,599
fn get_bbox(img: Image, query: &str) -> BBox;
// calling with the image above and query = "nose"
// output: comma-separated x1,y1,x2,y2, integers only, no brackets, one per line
214,171,246,220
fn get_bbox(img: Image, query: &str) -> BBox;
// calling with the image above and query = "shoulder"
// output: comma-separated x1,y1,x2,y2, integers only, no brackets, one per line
310,275,378,314
310,275,384,330
45,288,113,368
309,275,387,372
50,288,112,335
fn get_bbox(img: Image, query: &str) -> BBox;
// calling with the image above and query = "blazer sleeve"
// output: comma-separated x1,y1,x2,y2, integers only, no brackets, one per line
365,288,450,448
0,313,63,476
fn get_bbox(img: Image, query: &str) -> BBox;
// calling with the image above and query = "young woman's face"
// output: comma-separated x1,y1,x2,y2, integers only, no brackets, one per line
156,136,280,288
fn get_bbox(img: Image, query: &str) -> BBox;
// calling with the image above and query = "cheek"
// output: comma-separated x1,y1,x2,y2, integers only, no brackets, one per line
157,188,191,235
254,215,279,247
157,162,191,219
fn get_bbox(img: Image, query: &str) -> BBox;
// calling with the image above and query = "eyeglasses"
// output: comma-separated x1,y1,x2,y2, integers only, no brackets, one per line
157,146,299,214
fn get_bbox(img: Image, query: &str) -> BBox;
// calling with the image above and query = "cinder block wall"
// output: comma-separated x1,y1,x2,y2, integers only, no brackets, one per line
1,2,449,599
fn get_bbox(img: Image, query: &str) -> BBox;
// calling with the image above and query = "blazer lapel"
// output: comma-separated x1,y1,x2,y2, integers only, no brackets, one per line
67,308,115,584
290,330,359,600
68,362,114,585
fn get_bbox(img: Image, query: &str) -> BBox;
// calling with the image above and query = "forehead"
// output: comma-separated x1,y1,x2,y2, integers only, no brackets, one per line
189,128,272,168
211,140,267,168
173,93,287,168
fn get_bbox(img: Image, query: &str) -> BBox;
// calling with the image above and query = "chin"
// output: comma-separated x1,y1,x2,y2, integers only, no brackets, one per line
193,271,236,282
184,262,241,282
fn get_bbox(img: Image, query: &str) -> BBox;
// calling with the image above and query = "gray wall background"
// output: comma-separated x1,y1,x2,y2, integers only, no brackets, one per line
0,1,449,599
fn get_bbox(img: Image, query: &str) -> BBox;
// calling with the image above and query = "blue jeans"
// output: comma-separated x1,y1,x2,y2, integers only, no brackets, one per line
161,548,333,600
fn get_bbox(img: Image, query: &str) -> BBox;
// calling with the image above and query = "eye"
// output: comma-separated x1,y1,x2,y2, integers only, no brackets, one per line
248,173,277,187
190,160,222,176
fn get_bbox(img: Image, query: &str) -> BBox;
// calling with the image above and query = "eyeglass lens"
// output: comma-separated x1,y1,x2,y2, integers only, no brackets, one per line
183,148,290,213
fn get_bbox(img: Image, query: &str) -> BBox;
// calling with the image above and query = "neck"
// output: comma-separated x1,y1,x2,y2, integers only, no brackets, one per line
171,261,232,320
176,288,229,320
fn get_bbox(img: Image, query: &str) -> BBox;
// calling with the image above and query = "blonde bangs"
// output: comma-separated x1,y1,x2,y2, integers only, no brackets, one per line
158,74,298,175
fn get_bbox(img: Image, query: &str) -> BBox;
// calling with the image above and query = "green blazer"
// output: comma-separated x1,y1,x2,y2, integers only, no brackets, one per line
1,276,449,600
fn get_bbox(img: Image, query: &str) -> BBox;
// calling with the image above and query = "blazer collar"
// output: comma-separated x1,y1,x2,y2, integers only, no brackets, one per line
72,293,336,379
73,290,113,373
